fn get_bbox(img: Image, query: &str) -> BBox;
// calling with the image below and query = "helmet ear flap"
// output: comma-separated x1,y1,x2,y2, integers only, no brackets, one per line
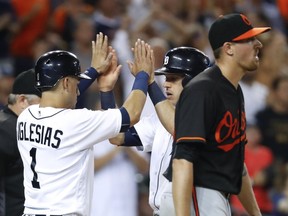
182,74,192,87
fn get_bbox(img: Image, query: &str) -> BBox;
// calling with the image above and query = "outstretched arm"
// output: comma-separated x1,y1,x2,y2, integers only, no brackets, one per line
121,39,154,126
150,85,175,135
78,32,116,95
146,54,175,134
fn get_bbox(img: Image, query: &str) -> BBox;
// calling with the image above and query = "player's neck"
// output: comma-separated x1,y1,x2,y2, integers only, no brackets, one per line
216,62,244,89
39,93,68,109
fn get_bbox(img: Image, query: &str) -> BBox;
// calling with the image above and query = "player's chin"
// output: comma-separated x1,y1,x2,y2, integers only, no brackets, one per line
167,96,175,104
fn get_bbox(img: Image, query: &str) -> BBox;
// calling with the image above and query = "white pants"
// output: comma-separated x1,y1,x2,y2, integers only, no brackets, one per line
160,183,231,216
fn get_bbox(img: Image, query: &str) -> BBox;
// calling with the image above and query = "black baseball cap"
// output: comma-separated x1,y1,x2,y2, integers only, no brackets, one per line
208,13,271,51
12,69,42,97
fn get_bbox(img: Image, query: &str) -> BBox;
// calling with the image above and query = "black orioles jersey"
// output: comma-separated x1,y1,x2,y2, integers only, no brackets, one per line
174,65,247,194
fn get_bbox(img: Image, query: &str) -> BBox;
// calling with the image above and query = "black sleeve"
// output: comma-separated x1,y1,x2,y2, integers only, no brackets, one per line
173,142,201,163
174,82,215,145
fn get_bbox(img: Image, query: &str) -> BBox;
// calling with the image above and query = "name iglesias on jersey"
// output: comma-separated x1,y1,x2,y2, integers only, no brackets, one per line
17,121,63,149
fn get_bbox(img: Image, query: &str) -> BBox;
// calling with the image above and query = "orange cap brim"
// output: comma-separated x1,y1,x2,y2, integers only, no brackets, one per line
233,27,271,41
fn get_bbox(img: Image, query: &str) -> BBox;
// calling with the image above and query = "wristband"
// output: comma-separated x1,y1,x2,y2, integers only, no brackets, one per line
78,67,100,94
120,107,130,132
86,67,100,79
100,91,116,110
123,127,143,147
132,71,149,95
148,81,166,105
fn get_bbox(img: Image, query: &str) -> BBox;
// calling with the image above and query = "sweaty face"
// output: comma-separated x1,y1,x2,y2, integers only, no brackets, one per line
163,74,184,106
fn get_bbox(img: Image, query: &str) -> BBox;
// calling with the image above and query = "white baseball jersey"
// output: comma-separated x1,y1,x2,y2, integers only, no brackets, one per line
16,104,122,216
134,113,173,214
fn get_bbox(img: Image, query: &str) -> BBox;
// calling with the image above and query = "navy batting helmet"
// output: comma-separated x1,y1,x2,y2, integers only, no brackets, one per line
155,47,210,86
35,50,91,91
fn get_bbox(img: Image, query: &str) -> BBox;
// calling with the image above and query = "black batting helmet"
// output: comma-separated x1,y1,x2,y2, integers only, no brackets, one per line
155,47,210,86
35,50,91,91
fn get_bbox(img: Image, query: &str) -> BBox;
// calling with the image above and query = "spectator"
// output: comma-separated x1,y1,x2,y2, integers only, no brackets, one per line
10,0,51,76
256,74,288,164
230,124,274,216
240,72,269,125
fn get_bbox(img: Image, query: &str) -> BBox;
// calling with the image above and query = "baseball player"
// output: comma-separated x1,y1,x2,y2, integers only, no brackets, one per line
171,13,271,216
16,33,154,216
110,47,210,216
0,32,114,216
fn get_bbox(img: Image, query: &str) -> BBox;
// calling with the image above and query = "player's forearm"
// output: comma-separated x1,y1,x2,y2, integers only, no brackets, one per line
148,81,175,134
122,90,146,125
172,158,193,216
238,165,261,216
122,72,149,126
155,100,175,135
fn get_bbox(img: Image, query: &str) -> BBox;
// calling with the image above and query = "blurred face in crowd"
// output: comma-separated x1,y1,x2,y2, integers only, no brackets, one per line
275,78,288,109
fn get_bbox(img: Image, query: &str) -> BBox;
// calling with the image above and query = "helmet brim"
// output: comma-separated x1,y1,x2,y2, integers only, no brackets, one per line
154,67,168,75
154,67,185,76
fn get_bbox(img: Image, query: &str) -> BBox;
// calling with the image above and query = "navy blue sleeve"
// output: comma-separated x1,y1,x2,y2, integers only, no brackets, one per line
148,81,166,105
100,91,116,109
119,107,130,132
123,126,142,145
78,67,99,94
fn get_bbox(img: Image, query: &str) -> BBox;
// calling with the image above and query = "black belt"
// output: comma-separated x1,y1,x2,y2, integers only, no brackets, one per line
220,191,231,199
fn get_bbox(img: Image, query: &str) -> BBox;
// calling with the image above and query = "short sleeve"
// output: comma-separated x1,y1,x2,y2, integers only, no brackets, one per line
175,83,215,145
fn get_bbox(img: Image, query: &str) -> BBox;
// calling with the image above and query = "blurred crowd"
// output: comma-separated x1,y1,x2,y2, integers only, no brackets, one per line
0,0,288,215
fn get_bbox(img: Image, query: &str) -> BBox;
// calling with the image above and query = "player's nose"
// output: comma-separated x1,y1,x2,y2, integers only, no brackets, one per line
163,81,171,89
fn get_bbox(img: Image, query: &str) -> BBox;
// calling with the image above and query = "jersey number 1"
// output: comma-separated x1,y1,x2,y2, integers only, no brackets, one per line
30,147,40,189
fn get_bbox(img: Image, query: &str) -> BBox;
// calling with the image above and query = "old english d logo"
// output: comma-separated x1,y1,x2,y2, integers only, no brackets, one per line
164,56,169,65
215,111,246,152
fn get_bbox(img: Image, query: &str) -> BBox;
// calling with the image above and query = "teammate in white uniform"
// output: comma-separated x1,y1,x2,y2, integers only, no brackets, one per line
110,47,210,216
17,33,154,216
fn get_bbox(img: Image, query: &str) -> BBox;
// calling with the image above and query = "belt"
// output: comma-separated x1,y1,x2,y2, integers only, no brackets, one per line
220,191,231,199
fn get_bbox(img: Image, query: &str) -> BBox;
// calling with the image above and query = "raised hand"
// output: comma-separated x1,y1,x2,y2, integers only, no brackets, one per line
97,48,122,92
127,39,154,79
91,32,113,74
